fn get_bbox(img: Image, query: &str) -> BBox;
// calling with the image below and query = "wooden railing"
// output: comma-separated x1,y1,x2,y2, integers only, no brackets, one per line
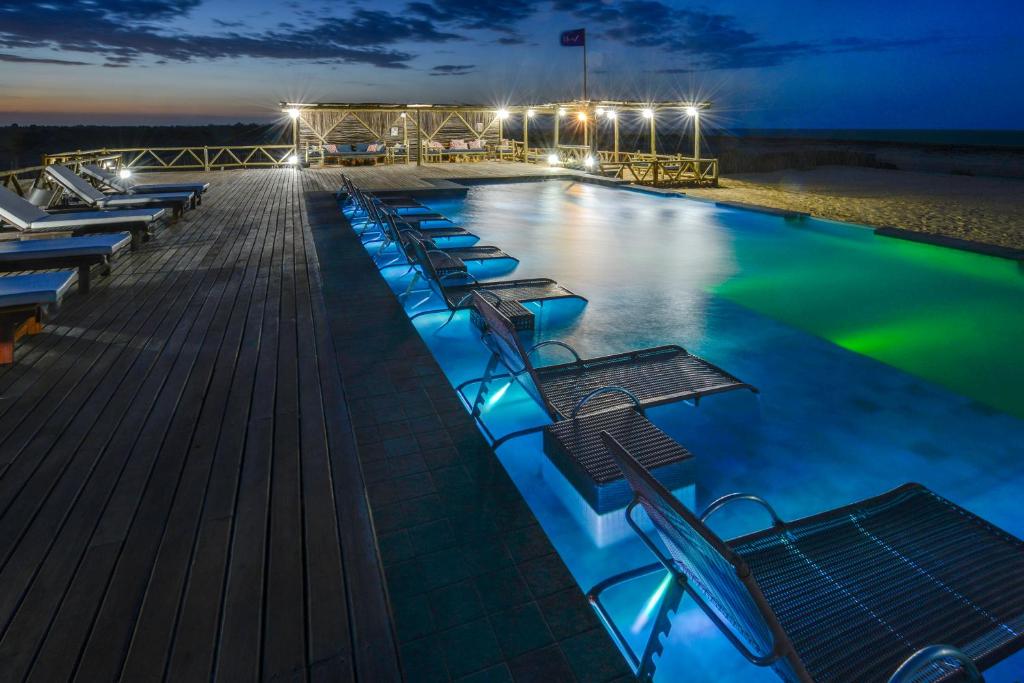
597,151,719,186
43,145,298,172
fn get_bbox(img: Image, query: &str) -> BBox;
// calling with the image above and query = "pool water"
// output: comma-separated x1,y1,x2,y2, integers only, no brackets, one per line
366,180,1024,682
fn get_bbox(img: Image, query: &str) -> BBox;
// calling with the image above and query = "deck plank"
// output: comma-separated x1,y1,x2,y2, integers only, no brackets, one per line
0,168,401,682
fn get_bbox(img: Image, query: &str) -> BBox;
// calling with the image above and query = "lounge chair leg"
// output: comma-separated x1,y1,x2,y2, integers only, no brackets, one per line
0,342,11,365
78,264,92,294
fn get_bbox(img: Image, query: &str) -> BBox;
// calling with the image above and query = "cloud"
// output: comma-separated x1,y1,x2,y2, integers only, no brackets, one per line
0,0,461,69
411,0,946,70
0,52,90,66
430,63,476,76
407,0,538,33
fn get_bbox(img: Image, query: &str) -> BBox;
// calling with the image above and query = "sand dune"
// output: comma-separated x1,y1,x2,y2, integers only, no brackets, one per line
685,166,1024,250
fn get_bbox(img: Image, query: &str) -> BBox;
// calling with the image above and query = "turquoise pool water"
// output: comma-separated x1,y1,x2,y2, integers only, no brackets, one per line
368,180,1024,682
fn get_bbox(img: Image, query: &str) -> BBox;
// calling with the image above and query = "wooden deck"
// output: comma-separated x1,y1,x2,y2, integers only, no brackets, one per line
0,168,400,682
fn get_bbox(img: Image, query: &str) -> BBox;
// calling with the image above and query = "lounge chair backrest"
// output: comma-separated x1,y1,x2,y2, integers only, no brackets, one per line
470,292,548,411
45,165,108,204
407,234,445,283
82,164,127,192
0,186,48,229
600,432,792,671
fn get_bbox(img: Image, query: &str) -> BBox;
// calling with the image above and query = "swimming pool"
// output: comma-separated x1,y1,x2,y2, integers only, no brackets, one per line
369,180,1024,681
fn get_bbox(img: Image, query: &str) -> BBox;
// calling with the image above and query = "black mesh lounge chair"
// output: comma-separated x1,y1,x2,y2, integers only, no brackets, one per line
0,186,164,248
45,165,193,216
400,232,585,329
379,231,515,278
339,176,424,210
80,164,208,205
0,270,77,364
462,291,755,426
372,204,476,245
591,432,1024,683
0,232,132,293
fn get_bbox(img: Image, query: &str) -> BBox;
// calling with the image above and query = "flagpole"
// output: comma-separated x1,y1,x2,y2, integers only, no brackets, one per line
583,36,588,101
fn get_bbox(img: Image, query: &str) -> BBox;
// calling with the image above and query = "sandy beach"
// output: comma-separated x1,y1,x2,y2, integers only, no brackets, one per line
685,166,1024,250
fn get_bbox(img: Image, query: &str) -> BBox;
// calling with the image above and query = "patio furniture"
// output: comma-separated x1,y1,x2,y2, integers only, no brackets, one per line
400,233,584,331
462,291,755,423
80,164,208,205
0,232,132,293
592,431,1024,682
45,165,193,217
0,270,77,364
321,142,388,165
384,232,515,278
0,186,165,248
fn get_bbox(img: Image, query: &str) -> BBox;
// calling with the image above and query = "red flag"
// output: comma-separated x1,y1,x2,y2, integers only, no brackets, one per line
560,28,585,46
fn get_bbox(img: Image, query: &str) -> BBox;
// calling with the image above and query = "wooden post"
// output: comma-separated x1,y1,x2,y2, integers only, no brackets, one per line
649,112,657,156
523,112,529,162
498,113,503,148
291,116,298,158
613,116,619,161
416,110,422,166
203,146,210,172
693,109,701,161
554,112,560,149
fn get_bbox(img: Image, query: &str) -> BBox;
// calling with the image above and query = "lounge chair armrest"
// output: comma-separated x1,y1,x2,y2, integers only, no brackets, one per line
572,386,641,419
438,271,479,285
526,340,581,364
452,284,496,309
700,493,786,529
888,645,982,683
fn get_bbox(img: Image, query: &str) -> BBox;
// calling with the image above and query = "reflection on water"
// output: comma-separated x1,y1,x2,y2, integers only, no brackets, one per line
364,181,1024,682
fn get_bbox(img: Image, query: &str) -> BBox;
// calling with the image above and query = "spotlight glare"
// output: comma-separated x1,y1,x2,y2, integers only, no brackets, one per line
558,108,566,117
583,156,595,169
400,112,407,118
497,108,510,120
596,107,605,116
527,109,535,118
287,108,301,120
606,110,617,120
118,168,132,179
576,112,587,122
546,153,560,165
685,106,698,117
287,154,299,165
642,108,654,119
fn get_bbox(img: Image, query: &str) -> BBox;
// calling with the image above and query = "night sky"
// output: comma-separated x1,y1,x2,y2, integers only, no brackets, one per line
1,0,1021,128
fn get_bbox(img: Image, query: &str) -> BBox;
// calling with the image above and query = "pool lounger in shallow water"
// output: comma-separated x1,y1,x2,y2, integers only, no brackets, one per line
338,176,426,211
374,205,477,246
0,270,77,364
0,232,132,293
462,290,756,431
401,235,582,330
383,233,515,278
593,431,1024,683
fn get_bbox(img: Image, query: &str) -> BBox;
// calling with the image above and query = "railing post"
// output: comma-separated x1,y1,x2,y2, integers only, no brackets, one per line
203,146,210,172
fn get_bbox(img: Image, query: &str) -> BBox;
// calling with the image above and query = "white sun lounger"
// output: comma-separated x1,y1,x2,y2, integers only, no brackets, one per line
81,164,209,204
0,270,77,364
45,165,193,216
0,185,164,248
0,232,132,293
